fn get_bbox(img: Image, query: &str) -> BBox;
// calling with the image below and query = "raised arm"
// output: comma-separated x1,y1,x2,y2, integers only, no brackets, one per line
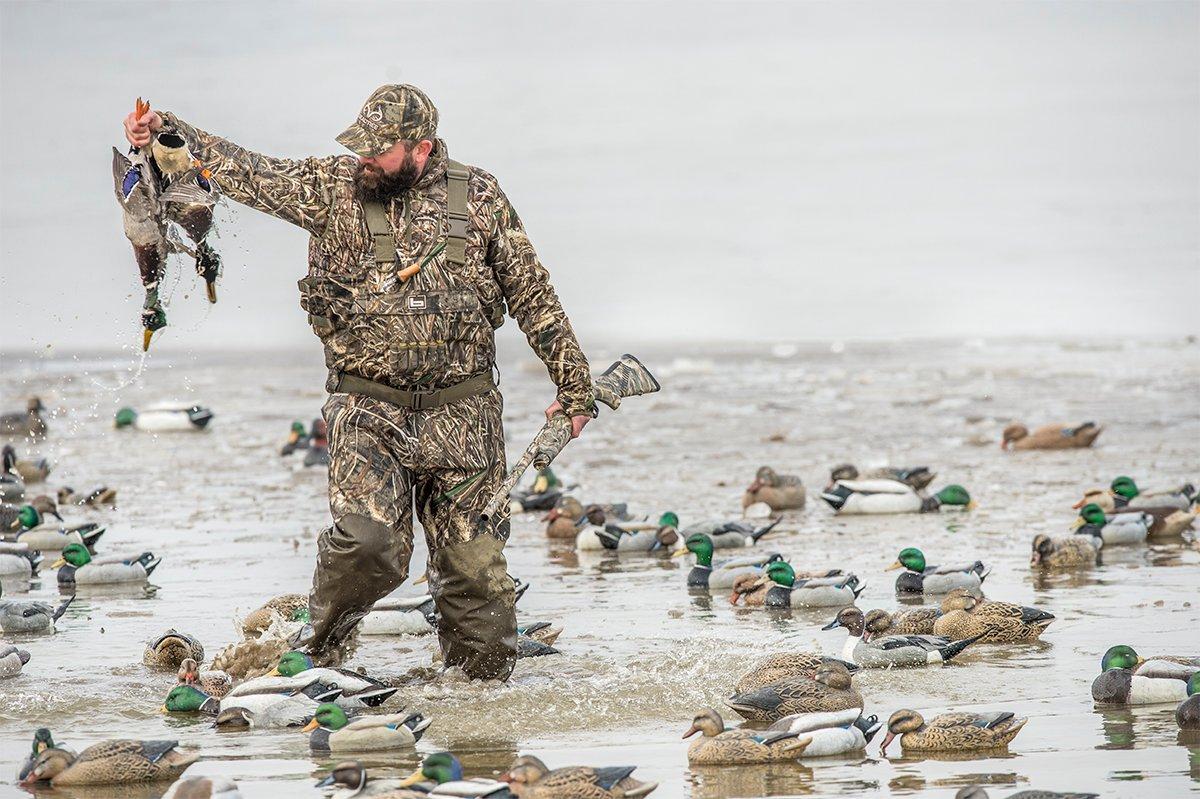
487,184,596,421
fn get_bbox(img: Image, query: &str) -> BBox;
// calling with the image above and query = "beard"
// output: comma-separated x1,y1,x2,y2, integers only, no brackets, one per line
354,152,422,203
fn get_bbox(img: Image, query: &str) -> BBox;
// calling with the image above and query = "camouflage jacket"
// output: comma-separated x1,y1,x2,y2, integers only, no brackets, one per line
160,112,595,417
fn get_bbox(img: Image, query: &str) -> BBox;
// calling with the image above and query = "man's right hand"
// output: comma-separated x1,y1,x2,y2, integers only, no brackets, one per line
124,107,163,148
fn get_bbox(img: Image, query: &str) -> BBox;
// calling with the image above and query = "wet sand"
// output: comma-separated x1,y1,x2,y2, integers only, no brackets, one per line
0,337,1197,798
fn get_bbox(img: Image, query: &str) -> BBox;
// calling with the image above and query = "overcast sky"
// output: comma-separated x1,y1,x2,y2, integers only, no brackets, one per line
1,1,1196,354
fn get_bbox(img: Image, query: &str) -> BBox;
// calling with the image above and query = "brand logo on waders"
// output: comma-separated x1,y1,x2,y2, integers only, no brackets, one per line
408,295,427,310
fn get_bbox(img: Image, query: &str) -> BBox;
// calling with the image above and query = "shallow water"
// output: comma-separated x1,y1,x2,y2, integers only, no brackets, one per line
0,338,1197,798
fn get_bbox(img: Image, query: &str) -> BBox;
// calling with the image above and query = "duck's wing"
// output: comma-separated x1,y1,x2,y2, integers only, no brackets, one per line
835,479,913,494
878,634,952,652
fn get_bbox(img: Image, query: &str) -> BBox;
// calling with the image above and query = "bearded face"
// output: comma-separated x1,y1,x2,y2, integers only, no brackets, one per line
354,145,422,203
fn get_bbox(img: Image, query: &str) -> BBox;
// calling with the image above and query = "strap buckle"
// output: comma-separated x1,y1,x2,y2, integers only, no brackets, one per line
409,389,434,411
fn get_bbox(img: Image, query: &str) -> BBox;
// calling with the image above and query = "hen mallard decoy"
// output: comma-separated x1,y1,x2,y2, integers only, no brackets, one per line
0,541,41,577
503,754,657,798
673,532,784,590
821,480,974,515
726,661,863,722
1072,503,1150,546
53,543,160,585
509,466,566,514
742,466,806,512
733,652,860,694
829,464,936,492
824,606,982,668
114,403,213,432
1177,673,1200,730
683,708,811,765
591,512,681,552
0,585,73,633
766,709,883,757
1,643,31,677
17,729,61,782
729,562,863,608
162,684,221,715
879,708,1027,755
1030,533,1101,568
162,775,244,799
0,398,47,438
1090,644,1200,705
302,702,430,752
178,657,232,697
242,593,308,638
19,739,197,786
1,495,61,533
269,650,398,708
932,589,1054,643
217,675,342,728
56,486,118,508
862,606,942,638
887,547,988,595
143,629,204,669
956,787,1098,799
680,516,782,548
2,445,50,484
280,421,310,456
1001,421,1102,451
395,752,513,797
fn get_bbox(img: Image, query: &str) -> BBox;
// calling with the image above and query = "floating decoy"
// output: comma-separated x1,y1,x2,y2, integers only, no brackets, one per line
1071,489,1195,537
823,606,982,668
0,542,41,577
821,480,973,515
57,486,118,508
394,752,513,797
302,702,431,752
879,709,1027,755
280,421,310,456
1,495,61,533
360,593,437,636
162,685,221,716
729,562,863,608
766,709,884,757
1177,673,1200,730
143,630,205,669
829,464,935,491
0,643,31,677
178,657,232,698
955,787,1098,799
510,466,566,514
674,532,785,590
503,754,657,797
2,445,50,483
303,418,330,467
726,662,863,722
17,728,61,782
1072,503,1150,546
862,606,942,638
162,775,244,799
269,650,398,708
592,512,681,552
733,652,859,694
1090,644,1199,705
0,398,47,438
114,403,213,432
742,466,806,511
887,547,988,595
19,739,197,786
683,708,811,765
53,543,159,585
1001,421,1102,450
680,517,782,548
217,676,343,728
1107,476,1195,511
314,761,413,798
1030,533,1101,568
933,589,1054,643
0,584,73,633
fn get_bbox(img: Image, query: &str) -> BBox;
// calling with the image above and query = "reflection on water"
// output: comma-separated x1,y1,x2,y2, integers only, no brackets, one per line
688,762,815,798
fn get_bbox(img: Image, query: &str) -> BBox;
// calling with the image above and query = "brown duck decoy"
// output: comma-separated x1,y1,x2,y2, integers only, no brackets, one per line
683,708,812,765
726,662,863,722
879,708,1027,755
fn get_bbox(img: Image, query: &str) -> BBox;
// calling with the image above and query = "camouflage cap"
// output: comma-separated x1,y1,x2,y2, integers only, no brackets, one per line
336,84,439,157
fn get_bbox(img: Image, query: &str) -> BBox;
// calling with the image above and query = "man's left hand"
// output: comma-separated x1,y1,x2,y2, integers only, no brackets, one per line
545,401,590,439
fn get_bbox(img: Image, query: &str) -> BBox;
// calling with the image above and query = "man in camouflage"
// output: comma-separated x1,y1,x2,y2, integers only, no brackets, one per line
124,85,596,681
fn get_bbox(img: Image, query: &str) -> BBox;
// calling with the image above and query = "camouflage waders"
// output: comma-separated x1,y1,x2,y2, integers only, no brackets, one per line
161,85,594,681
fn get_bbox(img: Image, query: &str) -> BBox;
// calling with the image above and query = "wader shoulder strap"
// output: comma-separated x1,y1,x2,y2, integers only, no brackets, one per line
446,159,469,267
362,200,396,267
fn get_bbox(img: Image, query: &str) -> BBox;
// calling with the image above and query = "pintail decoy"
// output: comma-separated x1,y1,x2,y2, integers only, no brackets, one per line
766,709,883,757
824,606,983,668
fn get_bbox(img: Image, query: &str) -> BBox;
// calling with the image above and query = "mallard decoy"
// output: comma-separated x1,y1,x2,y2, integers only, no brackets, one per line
821,480,974,515
680,517,781,548
314,761,413,798
19,739,198,786
502,754,656,798
395,752,514,797
162,775,244,799
932,589,1054,643
729,562,863,609
143,629,204,669
742,466,806,511
879,709,1027,755
57,486,118,508
1090,644,1200,705
733,652,859,694
0,585,73,633
178,657,232,697
1,643,31,677
270,650,398,708
887,547,988,595
280,421,310,456
543,496,586,539
217,675,343,728
302,702,430,752
862,606,942,638
242,593,309,638
683,708,811,765
726,662,864,722
1030,533,1101,568
1073,489,1196,537
1001,421,1102,451
53,543,160,585
1072,503,1150,546
360,593,437,636
1108,476,1195,511
0,473,23,504
509,466,566,514
0,542,41,577
673,532,784,590
114,403,213,432
14,523,106,554
519,621,563,647
593,513,681,552
956,787,1098,799
0,398,47,438
17,729,62,782
824,606,982,668
162,684,221,715
2,445,50,484
829,464,936,492
1,495,61,533
303,418,330,468
1177,672,1200,730
766,710,883,757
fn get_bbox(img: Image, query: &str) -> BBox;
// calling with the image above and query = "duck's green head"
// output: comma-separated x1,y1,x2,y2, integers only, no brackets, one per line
1100,644,1142,672
274,650,314,677
764,560,795,588
31,728,53,755
52,543,91,570
674,533,713,565
291,607,311,623
114,407,137,428
290,421,306,435
17,505,41,530
532,467,559,493
888,547,926,573
163,685,211,712
1188,672,1200,697
303,702,348,732
658,511,679,530
1078,503,1108,527
400,752,463,787
935,485,973,508
1110,476,1139,500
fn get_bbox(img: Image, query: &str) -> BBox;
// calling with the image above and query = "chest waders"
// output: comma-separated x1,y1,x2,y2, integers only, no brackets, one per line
304,159,518,681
